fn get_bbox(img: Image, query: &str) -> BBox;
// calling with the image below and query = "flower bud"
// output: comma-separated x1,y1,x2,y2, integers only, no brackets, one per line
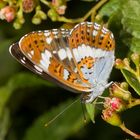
131,53,140,66
120,82,128,91
123,58,130,67
102,109,122,127
38,11,47,20
52,0,66,15
102,108,113,120
104,97,125,112
48,9,58,21
56,5,66,15
0,6,16,22
32,8,47,24
13,20,22,29
22,0,36,13
115,59,125,69
109,83,131,101
18,15,25,24
32,15,41,24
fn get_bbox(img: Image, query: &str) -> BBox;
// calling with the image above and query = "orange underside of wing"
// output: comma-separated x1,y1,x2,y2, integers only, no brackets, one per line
19,31,92,93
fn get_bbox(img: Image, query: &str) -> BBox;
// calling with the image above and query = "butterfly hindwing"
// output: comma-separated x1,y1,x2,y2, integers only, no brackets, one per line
68,22,115,86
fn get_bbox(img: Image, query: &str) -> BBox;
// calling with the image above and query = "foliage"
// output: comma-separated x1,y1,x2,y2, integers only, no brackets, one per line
23,99,87,140
0,0,140,140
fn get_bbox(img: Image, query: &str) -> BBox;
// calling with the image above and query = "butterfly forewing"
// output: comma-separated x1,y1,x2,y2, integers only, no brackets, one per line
11,29,92,93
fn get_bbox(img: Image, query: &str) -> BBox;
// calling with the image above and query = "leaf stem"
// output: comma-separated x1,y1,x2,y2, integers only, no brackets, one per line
136,66,140,83
128,98,140,108
40,0,109,23
120,123,140,139
59,0,109,23
40,0,52,8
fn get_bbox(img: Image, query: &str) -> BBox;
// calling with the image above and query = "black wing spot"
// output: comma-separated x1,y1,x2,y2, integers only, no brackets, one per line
34,40,38,44
29,44,31,48
92,38,95,43
81,30,84,34
87,32,90,35
40,39,44,43
100,36,104,40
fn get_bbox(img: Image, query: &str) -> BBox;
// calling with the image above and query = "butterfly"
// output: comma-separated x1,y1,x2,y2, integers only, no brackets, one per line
9,22,115,103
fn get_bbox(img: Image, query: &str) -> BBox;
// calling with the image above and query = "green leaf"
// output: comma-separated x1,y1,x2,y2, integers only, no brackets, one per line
0,109,10,140
85,101,96,123
7,72,55,91
0,72,55,139
121,69,140,95
23,99,89,140
130,38,140,53
0,72,55,113
0,72,53,115
0,39,18,85
121,0,140,53
122,0,140,38
0,86,11,116
98,0,122,18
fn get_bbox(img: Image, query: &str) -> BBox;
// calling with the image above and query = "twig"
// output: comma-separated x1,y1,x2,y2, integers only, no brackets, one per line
120,123,140,139
128,98,140,108
40,0,109,23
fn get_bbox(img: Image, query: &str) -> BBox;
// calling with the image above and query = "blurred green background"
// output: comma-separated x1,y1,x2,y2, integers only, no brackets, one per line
0,0,140,140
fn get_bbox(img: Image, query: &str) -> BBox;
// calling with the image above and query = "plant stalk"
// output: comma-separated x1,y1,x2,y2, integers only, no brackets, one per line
120,123,140,139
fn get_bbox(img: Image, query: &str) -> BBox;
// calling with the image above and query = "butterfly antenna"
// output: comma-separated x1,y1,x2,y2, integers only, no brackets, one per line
45,98,80,127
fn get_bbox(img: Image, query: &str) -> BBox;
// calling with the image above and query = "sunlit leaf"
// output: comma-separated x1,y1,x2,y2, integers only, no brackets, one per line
98,0,122,18
121,0,140,53
130,38,140,53
121,69,140,95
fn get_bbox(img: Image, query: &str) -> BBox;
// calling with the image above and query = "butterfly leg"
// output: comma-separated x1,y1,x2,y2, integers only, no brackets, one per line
83,92,102,103
97,81,113,98
104,81,113,88
84,81,113,103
